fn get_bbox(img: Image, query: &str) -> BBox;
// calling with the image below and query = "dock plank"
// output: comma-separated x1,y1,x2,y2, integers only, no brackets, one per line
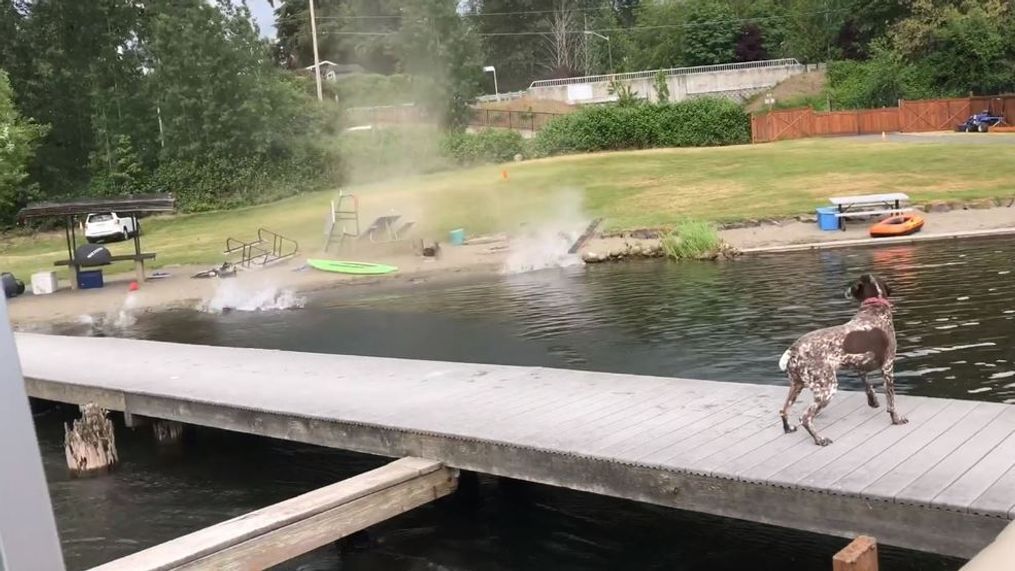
896,406,1015,507
692,393,868,476
792,398,952,491
967,464,1015,518
830,399,979,494
861,402,1007,501
932,432,1015,513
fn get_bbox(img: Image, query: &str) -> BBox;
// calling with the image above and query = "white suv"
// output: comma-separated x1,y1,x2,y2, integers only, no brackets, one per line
84,213,138,243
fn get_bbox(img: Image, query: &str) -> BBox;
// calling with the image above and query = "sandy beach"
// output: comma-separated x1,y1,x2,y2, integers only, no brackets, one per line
720,204,1015,249
6,204,1015,328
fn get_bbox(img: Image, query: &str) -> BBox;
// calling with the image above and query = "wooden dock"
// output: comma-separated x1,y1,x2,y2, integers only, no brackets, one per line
16,333,1015,559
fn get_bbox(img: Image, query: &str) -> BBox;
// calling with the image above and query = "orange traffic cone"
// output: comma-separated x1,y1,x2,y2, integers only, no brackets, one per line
501,169,508,180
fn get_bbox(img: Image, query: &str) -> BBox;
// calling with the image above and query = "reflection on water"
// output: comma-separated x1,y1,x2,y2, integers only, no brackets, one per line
41,237,1015,570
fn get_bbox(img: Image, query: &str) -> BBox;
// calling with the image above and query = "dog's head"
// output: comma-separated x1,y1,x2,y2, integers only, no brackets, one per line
845,274,892,302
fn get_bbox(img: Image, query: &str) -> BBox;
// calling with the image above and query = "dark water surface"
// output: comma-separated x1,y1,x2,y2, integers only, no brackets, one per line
39,237,1015,570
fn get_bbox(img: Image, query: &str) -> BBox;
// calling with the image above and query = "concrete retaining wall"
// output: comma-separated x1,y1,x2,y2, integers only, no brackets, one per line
528,60,813,105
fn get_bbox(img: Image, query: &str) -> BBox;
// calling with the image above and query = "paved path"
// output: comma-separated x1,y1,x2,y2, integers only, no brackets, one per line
849,132,1015,145
16,333,1015,558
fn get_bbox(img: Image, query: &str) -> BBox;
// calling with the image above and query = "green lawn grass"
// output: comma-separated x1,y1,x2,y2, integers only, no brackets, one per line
2,137,1014,279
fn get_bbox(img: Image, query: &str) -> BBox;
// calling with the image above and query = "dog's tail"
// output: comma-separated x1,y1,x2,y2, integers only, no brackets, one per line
778,349,791,372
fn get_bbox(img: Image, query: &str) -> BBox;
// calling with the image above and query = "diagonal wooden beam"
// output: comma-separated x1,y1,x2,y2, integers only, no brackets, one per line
90,457,457,571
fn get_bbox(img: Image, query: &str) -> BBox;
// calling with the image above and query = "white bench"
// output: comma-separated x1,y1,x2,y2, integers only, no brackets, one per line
828,193,911,229
835,207,914,219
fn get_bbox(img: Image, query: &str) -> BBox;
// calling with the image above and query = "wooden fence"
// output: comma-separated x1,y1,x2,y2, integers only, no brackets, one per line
467,108,563,132
751,95,1015,142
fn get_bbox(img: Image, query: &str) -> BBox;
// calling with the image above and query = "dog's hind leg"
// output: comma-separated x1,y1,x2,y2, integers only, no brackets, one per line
861,372,880,408
882,364,908,425
780,372,804,434
801,369,837,446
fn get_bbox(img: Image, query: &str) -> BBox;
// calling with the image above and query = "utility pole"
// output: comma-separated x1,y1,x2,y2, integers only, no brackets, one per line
309,0,323,102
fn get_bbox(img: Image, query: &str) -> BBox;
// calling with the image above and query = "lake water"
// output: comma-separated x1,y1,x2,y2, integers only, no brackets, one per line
37,237,1015,569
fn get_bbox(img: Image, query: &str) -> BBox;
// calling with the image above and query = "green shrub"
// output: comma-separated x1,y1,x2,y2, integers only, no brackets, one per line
661,219,720,260
146,144,340,213
827,52,937,110
440,129,525,165
532,98,750,157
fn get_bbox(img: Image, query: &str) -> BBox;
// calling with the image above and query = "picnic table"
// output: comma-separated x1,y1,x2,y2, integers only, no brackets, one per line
828,192,912,230
359,214,414,243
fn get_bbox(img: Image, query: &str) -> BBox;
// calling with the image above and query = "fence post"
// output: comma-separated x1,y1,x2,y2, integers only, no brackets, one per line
508,111,513,130
531,113,535,132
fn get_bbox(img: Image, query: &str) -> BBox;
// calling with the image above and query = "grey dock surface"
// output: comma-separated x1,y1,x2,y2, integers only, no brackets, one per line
16,333,1015,558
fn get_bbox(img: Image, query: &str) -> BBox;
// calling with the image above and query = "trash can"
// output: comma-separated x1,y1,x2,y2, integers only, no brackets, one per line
449,228,465,245
816,207,839,231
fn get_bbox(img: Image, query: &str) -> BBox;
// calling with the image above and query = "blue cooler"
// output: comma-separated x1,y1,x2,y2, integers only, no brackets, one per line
449,228,465,245
77,269,104,289
816,207,839,231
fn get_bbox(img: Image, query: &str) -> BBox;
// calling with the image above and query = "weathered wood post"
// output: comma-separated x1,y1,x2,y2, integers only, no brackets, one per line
153,420,184,446
833,535,878,571
64,403,118,476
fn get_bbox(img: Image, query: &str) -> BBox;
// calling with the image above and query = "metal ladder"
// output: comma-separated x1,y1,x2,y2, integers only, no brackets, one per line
324,192,360,252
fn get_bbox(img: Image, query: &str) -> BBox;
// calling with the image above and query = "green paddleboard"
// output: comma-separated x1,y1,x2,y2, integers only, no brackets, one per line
306,259,398,275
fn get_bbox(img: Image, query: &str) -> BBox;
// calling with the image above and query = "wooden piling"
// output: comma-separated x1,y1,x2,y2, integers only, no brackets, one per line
153,420,184,445
833,536,878,571
64,403,118,476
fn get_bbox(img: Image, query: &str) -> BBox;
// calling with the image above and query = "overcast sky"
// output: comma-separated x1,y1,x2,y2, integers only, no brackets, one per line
247,0,277,39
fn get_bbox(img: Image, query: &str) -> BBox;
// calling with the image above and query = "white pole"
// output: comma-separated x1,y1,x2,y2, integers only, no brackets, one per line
308,0,323,102
156,104,165,148
0,297,66,570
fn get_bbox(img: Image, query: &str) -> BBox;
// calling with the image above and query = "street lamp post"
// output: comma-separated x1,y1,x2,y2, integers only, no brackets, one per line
483,65,498,101
584,31,613,73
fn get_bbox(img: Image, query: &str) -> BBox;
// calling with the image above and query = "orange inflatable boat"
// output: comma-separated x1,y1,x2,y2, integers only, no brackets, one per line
869,213,925,238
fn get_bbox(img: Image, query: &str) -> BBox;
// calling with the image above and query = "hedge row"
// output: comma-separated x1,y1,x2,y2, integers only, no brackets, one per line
531,98,751,157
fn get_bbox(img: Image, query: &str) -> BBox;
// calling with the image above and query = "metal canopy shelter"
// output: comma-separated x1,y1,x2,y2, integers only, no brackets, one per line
18,194,175,288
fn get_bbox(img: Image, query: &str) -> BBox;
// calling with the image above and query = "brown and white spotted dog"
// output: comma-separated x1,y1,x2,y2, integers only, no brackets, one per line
778,274,908,446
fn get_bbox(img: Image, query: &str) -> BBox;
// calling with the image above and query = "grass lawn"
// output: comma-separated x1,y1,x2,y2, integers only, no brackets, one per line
2,137,1014,279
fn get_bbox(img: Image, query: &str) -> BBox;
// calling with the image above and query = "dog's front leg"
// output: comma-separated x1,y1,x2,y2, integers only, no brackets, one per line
882,364,908,425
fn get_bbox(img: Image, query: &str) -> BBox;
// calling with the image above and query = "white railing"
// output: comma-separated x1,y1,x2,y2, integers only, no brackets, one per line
529,58,802,89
